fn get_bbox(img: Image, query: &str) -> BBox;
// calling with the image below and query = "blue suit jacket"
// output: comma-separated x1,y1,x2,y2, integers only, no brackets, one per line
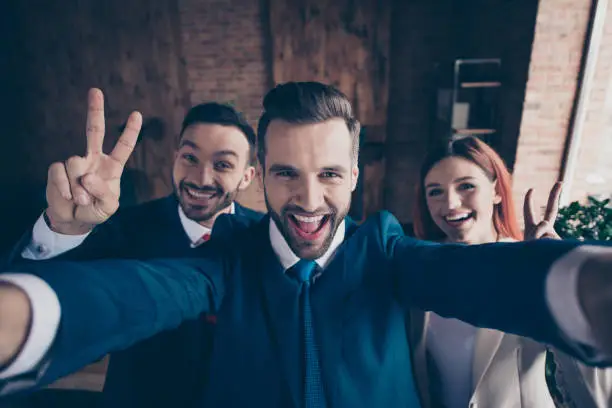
4,211,607,407
3,195,263,407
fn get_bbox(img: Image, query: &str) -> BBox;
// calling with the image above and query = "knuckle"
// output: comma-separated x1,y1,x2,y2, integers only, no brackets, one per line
86,124,103,134
117,138,136,149
47,162,64,178
48,161,62,172
65,156,82,168
65,157,88,177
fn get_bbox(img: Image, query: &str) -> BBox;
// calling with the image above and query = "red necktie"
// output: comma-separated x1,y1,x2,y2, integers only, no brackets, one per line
191,233,211,248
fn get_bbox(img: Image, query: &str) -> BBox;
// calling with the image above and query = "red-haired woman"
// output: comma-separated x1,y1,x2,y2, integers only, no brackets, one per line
410,136,612,408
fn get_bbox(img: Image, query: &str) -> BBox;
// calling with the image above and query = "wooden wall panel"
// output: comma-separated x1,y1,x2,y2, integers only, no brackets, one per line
2,0,190,194
269,0,392,217
269,0,391,138
0,0,190,249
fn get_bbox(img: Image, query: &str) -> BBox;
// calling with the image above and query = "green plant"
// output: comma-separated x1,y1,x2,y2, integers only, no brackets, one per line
554,196,612,241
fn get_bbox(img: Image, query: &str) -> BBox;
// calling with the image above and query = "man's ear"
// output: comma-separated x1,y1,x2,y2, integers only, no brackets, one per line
350,165,359,192
238,166,256,191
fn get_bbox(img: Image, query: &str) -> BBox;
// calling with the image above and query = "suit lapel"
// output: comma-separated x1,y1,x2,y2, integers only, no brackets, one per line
472,328,505,394
161,196,193,249
258,222,302,407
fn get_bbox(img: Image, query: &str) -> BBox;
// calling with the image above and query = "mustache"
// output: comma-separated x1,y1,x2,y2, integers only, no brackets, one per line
282,204,334,217
180,181,223,195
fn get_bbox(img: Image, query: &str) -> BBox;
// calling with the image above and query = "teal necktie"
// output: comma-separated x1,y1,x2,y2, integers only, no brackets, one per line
287,259,325,408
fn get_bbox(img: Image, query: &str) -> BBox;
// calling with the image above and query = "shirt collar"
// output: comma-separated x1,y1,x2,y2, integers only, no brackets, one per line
269,218,346,271
178,202,235,246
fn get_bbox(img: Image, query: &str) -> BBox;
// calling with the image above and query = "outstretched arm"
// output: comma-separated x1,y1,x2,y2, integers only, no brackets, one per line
382,212,612,366
0,255,225,395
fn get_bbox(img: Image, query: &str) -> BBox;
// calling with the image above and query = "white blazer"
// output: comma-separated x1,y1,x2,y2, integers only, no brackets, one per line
408,310,612,408
406,235,612,408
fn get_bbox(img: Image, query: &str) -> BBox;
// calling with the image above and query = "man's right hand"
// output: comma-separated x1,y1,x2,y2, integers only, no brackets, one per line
45,88,142,235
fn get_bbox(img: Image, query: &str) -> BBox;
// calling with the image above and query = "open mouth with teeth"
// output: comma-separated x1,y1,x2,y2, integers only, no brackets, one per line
182,184,218,204
287,213,331,240
443,212,475,227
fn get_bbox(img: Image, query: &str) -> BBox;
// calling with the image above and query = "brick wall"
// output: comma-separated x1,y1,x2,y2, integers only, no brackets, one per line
179,0,271,212
564,4,612,204
512,0,592,215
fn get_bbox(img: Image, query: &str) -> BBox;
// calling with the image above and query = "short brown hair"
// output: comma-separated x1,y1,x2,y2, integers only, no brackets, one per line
181,103,257,165
256,82,360,167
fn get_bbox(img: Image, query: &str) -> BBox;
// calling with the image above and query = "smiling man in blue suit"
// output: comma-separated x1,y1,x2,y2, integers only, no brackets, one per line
1,82,612,408
3,93,262,407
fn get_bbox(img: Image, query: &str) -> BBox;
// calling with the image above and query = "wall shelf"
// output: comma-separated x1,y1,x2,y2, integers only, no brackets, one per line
460,81,501,88
431,58,502,148
455,128,496,135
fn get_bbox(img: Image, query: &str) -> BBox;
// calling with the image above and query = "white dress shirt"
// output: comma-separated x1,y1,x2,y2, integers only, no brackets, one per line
0,217,606,385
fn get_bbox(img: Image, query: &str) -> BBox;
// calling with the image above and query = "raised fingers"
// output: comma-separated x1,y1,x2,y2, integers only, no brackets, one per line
523,188,538,229
110,111,142,167
47,162,72,201
544,181,563,224
86,88,105,157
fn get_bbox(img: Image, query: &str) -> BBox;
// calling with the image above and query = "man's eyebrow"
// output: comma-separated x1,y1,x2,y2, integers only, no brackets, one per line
179,140,199,150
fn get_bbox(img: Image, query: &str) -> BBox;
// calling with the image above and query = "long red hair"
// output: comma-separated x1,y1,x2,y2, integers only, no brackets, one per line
412,136,523,242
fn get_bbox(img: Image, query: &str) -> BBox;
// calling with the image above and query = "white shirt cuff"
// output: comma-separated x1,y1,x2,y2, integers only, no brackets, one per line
21,213,91,260
546,245,612,349
0,274,61,380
